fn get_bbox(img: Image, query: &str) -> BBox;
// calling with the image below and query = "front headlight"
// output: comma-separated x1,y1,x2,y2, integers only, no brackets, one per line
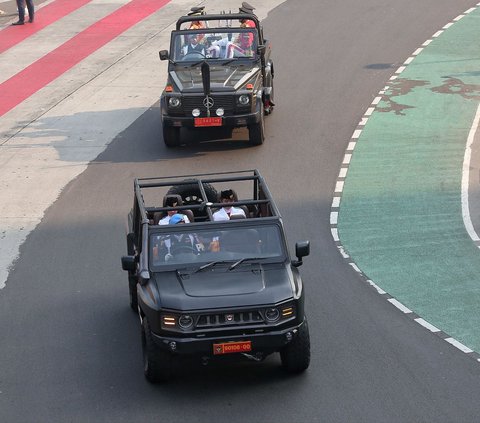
265,307,280,322
238,94,250,105
178,315,194,329
168,97,181,108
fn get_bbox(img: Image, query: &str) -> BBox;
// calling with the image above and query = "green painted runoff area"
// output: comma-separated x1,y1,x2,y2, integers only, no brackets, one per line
338,10,480,351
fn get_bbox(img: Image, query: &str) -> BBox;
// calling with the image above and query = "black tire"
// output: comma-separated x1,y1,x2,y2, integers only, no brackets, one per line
128,276,138,312
280,319,311,373
167,180,218,219
163,126,180,147
248,108,265,145
141,318,173,383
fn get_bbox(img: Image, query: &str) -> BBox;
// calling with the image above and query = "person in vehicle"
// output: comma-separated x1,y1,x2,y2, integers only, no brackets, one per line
159,197,191,225
182,34,206,57
213,189,247,221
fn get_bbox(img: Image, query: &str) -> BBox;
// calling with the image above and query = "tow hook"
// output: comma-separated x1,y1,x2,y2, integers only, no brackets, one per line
242,352,264,362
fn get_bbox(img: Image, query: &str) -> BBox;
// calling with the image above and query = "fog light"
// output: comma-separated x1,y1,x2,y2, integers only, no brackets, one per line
285,332,293,342
169,341,177,351
216,108,224,117
192,108,200,117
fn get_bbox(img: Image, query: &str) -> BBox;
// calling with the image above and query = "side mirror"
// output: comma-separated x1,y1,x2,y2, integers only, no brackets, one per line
257,45,266,56
292,241,310,268
159,50,169,61
121,255,136,272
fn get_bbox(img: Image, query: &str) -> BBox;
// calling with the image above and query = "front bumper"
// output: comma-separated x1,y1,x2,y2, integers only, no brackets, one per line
161,110,261,129
151,321,304,356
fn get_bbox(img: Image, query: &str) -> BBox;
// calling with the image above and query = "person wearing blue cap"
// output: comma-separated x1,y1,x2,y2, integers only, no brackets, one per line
159,197,190,225
169,213,187,225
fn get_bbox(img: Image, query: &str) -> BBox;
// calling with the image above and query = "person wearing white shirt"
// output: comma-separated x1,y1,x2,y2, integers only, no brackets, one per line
159,197,191,225
213,189,246,221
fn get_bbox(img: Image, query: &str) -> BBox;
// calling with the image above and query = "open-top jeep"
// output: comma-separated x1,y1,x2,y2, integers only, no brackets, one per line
121,170,309,382
158,9,274,147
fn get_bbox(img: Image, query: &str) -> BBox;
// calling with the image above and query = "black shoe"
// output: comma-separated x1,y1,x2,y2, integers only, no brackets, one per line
28,17,34,23
12,20,24,25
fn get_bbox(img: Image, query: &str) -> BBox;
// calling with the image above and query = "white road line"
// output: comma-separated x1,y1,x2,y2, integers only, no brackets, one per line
335,180,345,193
388,298,412,314
412,48,423,56
343,154,352,164
347,141,357,151
352,129,362,139
331,196,341,208
432,30,443,38
338,167,348,178
330,212,338,225
461,103,480,242
445,338,474,353
422,39,433,46
367,280,386,295
365,107,375,116
415,318,441,333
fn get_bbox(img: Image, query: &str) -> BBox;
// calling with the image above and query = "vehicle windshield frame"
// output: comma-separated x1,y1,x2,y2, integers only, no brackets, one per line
169,28,259,63
148,221,287,271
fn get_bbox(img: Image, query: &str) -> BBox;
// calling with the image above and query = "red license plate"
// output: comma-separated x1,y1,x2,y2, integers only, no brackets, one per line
194,117,222,127
213,341,252,355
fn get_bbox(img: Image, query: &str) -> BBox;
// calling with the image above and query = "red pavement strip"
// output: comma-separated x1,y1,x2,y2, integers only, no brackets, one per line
0,0,93,54
0,0,171,117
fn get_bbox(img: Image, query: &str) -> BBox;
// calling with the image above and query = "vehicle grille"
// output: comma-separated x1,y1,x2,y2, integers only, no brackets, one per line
196,310,264,328
170,95,236,117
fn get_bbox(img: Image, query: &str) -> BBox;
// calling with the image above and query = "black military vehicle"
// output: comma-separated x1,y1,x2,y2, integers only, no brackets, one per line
158,9,274,147
121,170,310,382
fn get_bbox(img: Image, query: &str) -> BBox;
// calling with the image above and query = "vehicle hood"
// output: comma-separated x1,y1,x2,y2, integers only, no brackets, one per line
169,64,260,91
153,264,293,310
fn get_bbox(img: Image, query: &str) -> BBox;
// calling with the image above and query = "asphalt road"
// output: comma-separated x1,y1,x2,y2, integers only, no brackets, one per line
1,0,480,422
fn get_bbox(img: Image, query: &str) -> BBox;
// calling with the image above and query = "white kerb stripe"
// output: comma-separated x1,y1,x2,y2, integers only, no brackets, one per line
343,154,352,164
367,280,386,295
372,96,382,105
335,181,344,192
349,263,361,273
359,117,369,126
396,66,406,74
388,298,412,314
445,338,473,353
332,196,341,208
415,318,440,333
331,228,339,241
330,212,338,225
365,107,375,116
352,129,362,139
413,48,423,56
465,8,476,14
453,15,464,22
339,168,348,178
443,23,454,29
404,57,414,65
347,141,356,151
422,39,432,46
432,30,443,38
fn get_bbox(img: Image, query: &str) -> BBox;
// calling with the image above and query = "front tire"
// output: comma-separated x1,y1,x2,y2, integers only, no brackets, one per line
128,276,138,312
142,318,173,383
280,319,311,373
163,126,180,147
248,108,265,145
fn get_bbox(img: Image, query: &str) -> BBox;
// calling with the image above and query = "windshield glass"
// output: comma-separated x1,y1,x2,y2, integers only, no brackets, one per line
149,224,284,269
171,30,257,62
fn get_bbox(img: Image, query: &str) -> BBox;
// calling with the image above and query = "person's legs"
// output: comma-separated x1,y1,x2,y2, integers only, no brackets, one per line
26,0,34,22
13,0,25,24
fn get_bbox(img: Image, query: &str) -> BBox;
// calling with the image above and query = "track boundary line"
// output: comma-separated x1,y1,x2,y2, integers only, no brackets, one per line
330,2,480,363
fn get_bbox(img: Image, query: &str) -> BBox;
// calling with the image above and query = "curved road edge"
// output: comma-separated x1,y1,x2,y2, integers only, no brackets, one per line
334,4,480,359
